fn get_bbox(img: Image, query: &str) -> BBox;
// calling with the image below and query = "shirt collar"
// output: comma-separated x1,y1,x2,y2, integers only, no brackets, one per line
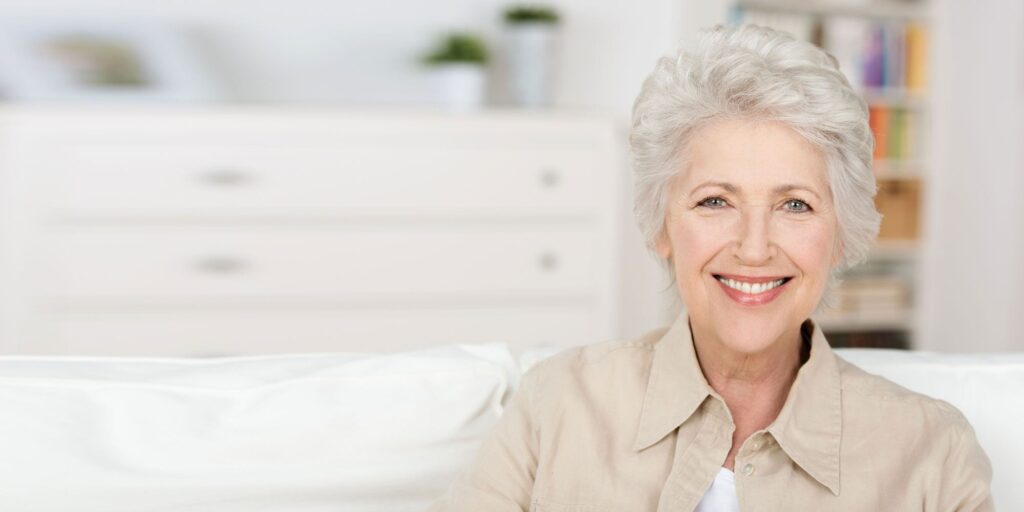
632,310,843,496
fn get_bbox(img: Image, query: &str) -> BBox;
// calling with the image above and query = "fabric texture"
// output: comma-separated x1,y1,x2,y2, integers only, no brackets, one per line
429,312,994,511
0,343,518,512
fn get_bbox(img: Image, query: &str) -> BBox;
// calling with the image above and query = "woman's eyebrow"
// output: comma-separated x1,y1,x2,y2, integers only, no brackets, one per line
773,184,822,201
689,181,822,200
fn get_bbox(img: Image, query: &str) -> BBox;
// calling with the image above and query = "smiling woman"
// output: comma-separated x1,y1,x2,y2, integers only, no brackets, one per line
430,24,993,512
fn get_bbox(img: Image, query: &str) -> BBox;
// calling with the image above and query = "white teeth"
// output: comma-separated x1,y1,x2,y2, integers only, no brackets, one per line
716,276,786,294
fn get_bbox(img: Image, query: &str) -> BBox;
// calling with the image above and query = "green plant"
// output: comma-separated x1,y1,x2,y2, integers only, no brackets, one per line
421,33,489,66
504,5,560,24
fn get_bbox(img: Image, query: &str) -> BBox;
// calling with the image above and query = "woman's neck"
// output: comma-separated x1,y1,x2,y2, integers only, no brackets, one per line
690,320,806,469
692,321,802,434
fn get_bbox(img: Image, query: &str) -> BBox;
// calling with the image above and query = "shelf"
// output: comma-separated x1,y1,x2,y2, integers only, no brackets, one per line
735,0,931,21
860,87,929,109
814,308,913,331
869,238,919,260
873,159,925,179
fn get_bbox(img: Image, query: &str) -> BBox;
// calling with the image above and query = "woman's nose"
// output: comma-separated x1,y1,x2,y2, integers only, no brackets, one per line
735,207,775,265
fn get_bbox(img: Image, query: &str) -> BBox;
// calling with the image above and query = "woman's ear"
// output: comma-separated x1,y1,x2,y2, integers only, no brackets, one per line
654,230,672,260
831,236,844,268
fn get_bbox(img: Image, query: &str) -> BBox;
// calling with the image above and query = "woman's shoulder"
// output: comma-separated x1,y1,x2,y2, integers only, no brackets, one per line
833,354,992,507
834,355,973,435
524,325,667,376
517,326,669,405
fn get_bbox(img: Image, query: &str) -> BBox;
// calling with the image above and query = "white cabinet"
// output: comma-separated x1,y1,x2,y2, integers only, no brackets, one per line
0,107,624,356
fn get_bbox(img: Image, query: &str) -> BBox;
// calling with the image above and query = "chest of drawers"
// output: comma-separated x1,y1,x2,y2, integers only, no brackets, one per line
0,107,624,356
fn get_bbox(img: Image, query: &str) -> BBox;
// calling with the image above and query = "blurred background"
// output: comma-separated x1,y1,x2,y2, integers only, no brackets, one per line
0,0,1019,356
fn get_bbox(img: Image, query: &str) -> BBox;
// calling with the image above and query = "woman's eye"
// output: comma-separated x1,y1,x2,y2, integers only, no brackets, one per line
697,197,727,209
784,199,811,212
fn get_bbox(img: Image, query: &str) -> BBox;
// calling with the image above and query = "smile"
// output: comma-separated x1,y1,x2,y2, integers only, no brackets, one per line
713,274,793,305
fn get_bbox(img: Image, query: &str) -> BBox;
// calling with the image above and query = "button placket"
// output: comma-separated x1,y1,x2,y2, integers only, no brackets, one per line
656,399,734,512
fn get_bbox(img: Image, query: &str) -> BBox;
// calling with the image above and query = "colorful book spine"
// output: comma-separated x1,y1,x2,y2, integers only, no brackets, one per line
863,24,885,88
870,106,889,161
870,106,918,163
882,22,906,90
903,107,917,160
905,22,929,92
888,108,904,160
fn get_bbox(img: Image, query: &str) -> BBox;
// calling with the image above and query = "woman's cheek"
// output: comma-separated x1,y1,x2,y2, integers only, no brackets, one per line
673,215,729,258
777,219,836,275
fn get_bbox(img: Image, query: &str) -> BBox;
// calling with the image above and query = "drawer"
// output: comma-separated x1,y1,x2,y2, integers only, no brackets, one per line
34,225,603,301
18,304,602,356
39,144,604,218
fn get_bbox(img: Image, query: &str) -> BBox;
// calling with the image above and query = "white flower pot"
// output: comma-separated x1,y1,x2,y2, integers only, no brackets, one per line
506,23,557,108
431,63,486,112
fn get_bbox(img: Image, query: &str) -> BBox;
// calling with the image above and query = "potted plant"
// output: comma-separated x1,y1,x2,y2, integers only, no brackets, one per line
421,32,489,112
503,5,560,108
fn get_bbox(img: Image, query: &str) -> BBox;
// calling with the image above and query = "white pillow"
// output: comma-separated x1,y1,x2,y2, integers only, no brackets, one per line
0,343,519,512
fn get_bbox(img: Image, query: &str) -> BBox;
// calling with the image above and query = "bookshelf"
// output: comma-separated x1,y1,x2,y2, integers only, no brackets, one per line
729,0,932,349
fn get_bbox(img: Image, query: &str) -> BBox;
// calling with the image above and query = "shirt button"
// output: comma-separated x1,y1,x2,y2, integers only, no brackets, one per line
751,440,763,451
742,463,755,476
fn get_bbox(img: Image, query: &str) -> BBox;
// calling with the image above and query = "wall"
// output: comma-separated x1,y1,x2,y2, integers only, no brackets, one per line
917,0,1024,352
0,0,691,109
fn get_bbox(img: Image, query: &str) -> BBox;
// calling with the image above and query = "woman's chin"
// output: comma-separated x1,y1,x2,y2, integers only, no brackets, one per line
709,314,791,355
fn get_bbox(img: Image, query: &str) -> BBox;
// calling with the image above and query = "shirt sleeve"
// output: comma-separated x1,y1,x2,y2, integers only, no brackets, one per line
936,418,995,512
426,362,544,512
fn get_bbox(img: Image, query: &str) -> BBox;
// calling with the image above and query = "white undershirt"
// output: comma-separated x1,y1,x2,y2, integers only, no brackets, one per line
694,467,739,512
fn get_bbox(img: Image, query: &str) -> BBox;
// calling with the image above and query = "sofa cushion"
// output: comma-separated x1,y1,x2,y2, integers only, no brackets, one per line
0,343,518,512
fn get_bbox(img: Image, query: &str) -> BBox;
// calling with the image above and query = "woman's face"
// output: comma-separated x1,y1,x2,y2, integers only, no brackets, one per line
656,118,841,356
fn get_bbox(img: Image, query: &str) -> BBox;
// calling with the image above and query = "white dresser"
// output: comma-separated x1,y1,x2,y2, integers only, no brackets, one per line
0,106,625,356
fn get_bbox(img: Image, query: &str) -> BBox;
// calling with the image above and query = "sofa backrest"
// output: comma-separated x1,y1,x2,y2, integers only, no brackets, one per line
0,344,1020,511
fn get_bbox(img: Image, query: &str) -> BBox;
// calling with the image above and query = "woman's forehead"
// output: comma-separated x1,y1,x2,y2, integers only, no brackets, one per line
680,119,829,195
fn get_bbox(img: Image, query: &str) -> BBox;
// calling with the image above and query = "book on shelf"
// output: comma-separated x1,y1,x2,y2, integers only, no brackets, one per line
875,178,921,239
731,6,930,95
836,277,910,312
905,22,928,91
869,105,889,160
860,20,928,93
869,105,919,163
882,21,905,89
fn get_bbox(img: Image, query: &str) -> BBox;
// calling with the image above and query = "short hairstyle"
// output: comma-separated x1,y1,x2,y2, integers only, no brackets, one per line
629,23,882,312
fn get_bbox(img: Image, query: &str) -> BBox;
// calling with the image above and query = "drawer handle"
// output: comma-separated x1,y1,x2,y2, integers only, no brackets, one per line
194,257,248,274
199,169,254,187
538,251,559,272
539,168,560,188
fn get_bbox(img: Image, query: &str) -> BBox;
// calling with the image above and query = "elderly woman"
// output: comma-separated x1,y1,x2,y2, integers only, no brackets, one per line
430,24,992,511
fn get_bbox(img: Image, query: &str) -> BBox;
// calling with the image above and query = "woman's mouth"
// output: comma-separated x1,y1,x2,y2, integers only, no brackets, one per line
713,274,793,306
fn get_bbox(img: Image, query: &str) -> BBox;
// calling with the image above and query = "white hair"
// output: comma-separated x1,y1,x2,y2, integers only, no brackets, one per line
629,23,882,312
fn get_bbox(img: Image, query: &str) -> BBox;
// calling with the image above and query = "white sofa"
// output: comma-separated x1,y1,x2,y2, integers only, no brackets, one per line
1,343,1021,511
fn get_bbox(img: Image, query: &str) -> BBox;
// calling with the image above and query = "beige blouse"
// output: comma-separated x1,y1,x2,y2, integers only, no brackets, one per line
429,311,995,511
